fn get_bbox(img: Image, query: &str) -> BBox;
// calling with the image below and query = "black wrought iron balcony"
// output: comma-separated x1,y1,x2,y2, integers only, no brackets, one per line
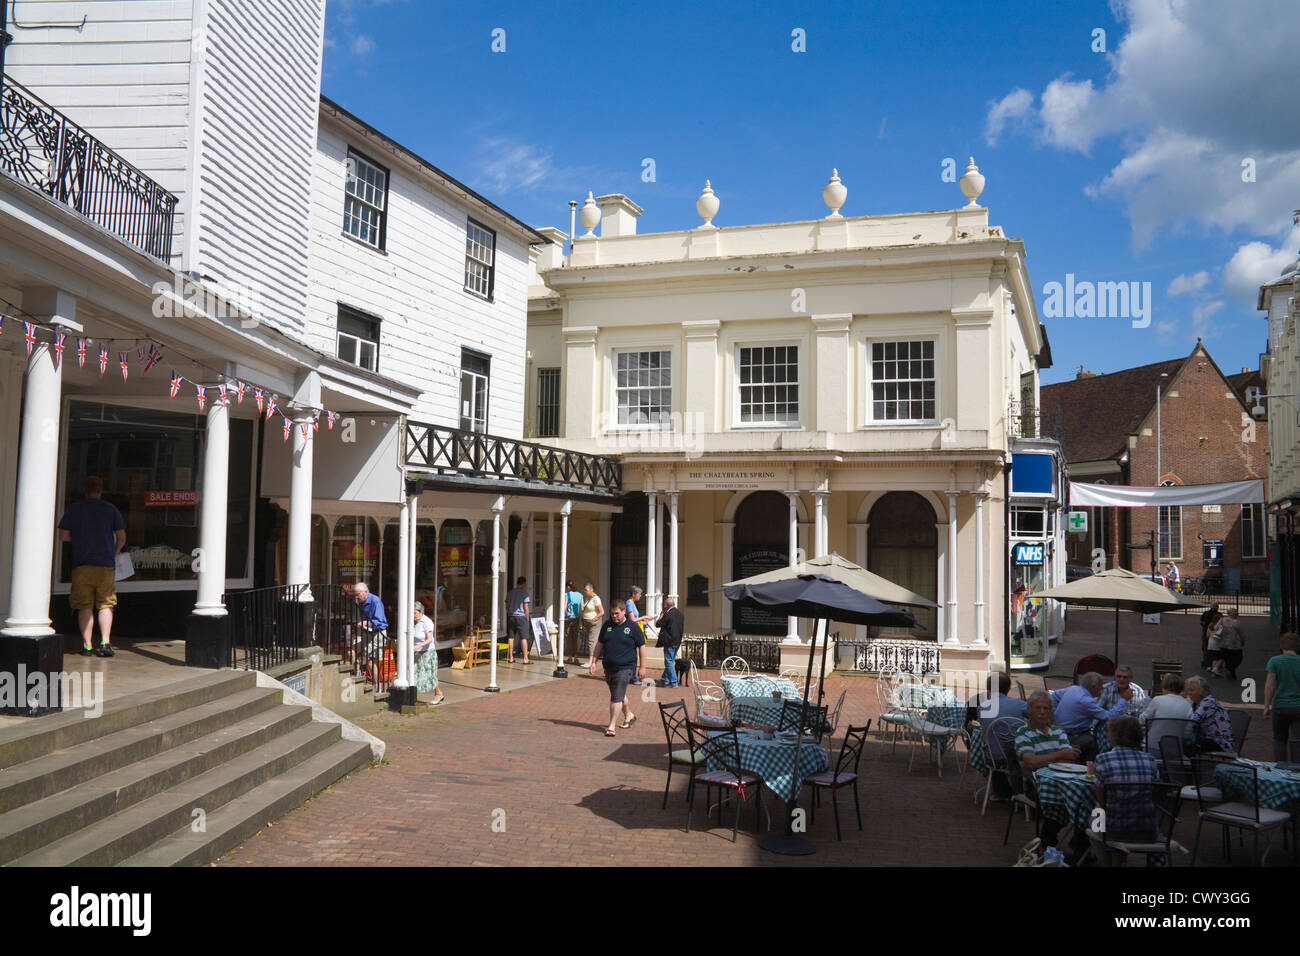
406,421,622,499
0,74,177,261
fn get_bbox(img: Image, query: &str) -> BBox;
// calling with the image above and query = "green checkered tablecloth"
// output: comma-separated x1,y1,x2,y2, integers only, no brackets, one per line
1033,767,1097,831
729,695,803,727
721,675,801,700
706,729,830,803
1213,761,1300,809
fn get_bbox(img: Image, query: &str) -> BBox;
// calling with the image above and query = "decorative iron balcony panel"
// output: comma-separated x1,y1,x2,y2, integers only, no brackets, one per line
0,74,177,261
406,421,622,498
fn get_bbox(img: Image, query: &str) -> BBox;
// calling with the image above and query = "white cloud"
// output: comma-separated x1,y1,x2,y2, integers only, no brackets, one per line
983,88,1034,147
1222,225,1300,300
1190,298,1226,339
351,35,375,56
1167,271,1210,296
475,139,554,194
984,0,1300,249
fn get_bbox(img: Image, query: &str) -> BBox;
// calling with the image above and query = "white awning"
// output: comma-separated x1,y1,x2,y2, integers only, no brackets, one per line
1070,479,1265,508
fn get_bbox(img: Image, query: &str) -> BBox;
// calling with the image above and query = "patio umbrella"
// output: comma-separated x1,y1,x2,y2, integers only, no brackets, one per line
722,553,930,854
1033,567,1206,665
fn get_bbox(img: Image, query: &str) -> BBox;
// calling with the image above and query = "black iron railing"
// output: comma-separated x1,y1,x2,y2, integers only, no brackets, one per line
0,73,177,260
313,583,393,694
835,638,943,675
226,584,311,673
406,421,621,497
678,632,782,674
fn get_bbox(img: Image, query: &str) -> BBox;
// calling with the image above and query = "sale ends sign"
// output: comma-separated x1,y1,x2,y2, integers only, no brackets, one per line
144,490,201,507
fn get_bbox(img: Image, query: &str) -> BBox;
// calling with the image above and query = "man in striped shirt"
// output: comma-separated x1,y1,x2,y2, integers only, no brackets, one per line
1014,691,1084,860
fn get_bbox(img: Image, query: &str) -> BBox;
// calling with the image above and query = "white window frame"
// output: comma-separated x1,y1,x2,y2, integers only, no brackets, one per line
1158,479,1182,560
460,348,491,434
343,149,388,250
610,349,673,431
464,219,496,300
1242,502,1265,559
865,337,939,425
732,342,801,429
337,305,380,373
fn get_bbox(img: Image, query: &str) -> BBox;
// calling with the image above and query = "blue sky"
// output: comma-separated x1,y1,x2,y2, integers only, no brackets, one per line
323,0,1300,385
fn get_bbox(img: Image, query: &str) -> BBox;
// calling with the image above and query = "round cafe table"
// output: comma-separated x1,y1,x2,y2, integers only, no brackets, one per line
721,674,801,700
706,728,829,804
1213,760,1300,808
729,695,803,728
1032,766,1097,831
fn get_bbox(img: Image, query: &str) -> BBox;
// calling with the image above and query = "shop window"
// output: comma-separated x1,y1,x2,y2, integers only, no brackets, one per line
1158,480,1181,560
60,401,252,583
1242,503,1265,559
333,516,381,589
867,492,937,636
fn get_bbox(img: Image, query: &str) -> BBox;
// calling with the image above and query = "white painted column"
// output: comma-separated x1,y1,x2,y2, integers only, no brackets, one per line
596,516,612,609
193,389,231,615
720,520,735,632
935,521,948,646
785,491,800,642
393,494,410,690
2,295,73,637
525,513,536,595
853,520,869,641
544,511,555,623
655,497,666,615
287,408,315,601
555,501,571,675
407,490,418,681
946,491,959,645
487,496,504,693
973,491,987,647
813,491,829,557
668,492,680,603
646,491,658,617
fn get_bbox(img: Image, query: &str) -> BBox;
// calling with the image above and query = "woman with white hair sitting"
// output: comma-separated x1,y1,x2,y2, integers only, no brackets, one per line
1184,675,1233,752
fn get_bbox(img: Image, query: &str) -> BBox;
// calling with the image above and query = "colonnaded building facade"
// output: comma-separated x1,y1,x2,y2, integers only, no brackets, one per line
526,167,1065,676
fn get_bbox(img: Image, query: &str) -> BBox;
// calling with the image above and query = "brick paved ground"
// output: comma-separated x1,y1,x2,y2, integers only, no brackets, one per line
217,610,1296,867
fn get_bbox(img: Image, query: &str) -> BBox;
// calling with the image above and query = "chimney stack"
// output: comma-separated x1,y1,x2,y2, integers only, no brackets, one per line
595,194,643,238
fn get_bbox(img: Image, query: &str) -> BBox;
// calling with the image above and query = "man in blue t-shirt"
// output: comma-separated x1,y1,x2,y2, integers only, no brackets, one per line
57,476,126,658
589,604,646,736
563,580,583,659
506,577,532,664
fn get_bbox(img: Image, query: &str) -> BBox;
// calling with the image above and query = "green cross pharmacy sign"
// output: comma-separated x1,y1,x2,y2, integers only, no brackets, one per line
1068,511,1088,534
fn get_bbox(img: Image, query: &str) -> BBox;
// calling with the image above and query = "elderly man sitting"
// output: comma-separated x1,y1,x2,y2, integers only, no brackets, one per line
1015,691,1087,862
1098,665,1149,717
1053,672,1128,762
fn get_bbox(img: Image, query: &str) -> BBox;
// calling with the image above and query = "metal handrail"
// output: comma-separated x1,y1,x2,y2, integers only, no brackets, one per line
405,420,622,496
0,72,177,260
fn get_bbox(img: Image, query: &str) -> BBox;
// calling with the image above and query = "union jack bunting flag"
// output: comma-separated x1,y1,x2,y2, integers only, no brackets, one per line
137,343,146,363
254,387,264,414
282,419,291,442
235,381,246,405
217,383,227,404
76,338,87,368
195,384,206,412
301,423,310,439
313,410,320,432
99,346,109,376
119,352,129,381
52,332,65,370
265,397,277,421
23,322,34,356
327,410,336,430
169,371,182,399
142,344,162,374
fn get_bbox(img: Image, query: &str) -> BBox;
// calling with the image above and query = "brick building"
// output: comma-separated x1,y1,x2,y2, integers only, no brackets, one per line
1041,341,1268,592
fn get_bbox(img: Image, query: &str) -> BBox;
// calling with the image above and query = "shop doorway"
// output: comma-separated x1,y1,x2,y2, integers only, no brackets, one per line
868,492,938,636
731,491,790,637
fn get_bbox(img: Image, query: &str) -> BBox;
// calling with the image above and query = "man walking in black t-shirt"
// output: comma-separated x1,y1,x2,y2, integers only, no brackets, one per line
589,605,646,736
57,476,126,658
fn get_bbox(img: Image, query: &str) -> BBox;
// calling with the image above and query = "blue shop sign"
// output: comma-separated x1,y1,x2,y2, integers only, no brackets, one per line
1013,543,1045,564
1010,453,1055,496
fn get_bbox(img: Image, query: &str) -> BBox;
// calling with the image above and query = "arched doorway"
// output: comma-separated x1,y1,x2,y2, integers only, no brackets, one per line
868,492,938,636
732,491,790,636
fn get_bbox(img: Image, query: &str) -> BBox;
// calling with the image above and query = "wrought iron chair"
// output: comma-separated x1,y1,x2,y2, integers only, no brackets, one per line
1225,709,1252,755
802,722,871,840
1002,753,1042,846
689,660,730,728
777,698,829,742
1190,758,1295,866
720,655,749,677
974,716,1025,816
1142,717,1199,758
685,723,763,842
1159,735,1223,814
876,669,914,754
825,688,848,734
658,700,703,809
1087,781,1181,866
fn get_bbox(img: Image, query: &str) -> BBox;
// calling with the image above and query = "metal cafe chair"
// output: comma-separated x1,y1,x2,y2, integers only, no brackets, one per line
689,660,730,729
777,698,829,743
1190,758,1295,866
720,655,750,677
802,722,871,840
975,716,1025,817
659,701,704,809
1086,781,1181,866
1002,754,1042,847
685,723,763,843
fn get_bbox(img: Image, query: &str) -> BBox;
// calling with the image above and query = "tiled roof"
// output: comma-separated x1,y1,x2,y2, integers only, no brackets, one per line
1041,358,1185,464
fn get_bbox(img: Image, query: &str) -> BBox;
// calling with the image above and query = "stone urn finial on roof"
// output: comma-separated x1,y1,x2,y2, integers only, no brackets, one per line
578,191,601,237
822,168,847,218
696,180,719,229
959,157,985,207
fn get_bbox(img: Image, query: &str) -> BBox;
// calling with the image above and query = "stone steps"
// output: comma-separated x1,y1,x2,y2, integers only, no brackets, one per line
0,668,374,867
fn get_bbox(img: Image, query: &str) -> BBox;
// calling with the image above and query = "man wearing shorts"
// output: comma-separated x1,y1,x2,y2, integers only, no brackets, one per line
506,576,532,664
589,604,646,736
58,476,126,658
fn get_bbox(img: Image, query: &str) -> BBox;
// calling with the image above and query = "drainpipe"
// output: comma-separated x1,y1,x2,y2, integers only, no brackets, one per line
1004,457,1012,667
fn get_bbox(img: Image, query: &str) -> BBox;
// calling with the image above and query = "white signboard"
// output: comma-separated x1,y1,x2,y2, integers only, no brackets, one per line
1067,511,1088,534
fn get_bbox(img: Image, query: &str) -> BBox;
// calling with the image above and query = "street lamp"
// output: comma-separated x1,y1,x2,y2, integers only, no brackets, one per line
1156,372,1169,483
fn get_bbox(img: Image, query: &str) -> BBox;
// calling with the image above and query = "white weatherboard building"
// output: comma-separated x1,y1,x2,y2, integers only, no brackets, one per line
526,166,1065,675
